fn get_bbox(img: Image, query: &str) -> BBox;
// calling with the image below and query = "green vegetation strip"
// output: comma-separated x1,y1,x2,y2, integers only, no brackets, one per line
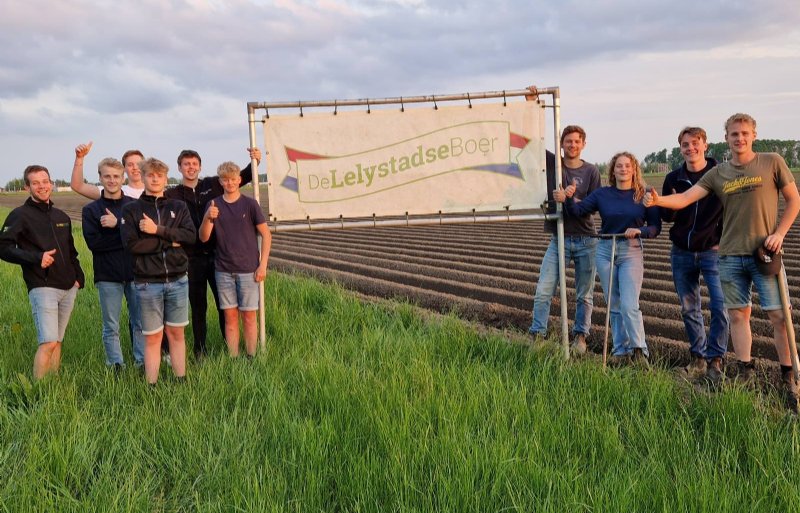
1,209,799,512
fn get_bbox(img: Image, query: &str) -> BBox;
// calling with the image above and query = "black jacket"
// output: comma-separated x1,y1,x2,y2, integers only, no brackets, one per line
82,192,136,283
164,163,253,256
0,197,85,292
661,158,723,252
121,194,196,282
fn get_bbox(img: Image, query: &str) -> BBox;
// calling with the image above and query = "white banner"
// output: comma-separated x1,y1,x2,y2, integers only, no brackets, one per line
265,101,546,220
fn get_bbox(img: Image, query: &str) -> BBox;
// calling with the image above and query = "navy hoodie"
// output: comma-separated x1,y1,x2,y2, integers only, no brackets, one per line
661,158,722,252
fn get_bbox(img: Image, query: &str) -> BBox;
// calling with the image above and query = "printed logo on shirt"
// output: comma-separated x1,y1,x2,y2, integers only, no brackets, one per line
55,222,70,229
170,210,176,218
722,175,762,196
121,218,126,225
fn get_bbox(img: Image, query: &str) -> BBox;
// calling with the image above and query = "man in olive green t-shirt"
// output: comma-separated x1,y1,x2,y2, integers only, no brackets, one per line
645,113,800,410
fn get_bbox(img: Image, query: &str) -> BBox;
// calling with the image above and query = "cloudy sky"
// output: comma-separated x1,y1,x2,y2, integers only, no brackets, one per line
1,0,799,187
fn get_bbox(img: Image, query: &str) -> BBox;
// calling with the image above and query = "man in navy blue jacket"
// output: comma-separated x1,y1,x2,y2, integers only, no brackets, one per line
78,143,144,370
661,127,729,384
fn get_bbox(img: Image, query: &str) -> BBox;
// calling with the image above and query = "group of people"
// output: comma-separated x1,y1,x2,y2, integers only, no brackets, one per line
528,108,799,410
0,144,271,384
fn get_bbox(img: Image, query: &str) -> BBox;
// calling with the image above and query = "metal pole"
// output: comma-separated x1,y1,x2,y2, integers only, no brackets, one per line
551,88,569,360
248,104,267,350
602,235,617,369
778,264,799,380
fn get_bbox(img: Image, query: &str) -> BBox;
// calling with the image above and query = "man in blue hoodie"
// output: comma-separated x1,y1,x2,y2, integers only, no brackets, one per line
661,127,729,384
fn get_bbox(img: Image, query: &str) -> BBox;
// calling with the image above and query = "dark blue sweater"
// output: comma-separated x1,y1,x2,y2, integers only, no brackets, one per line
566,186,661,239
660,158,722,251
82,192,136,283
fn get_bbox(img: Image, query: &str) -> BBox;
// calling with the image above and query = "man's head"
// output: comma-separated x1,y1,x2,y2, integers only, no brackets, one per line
560,125,586,160
177,150,202,182
121,150,144,184
217,161,242,194
724,113,757,158
677,127,709,168
97,158,125,196
23,165,52,203
139,158,169,195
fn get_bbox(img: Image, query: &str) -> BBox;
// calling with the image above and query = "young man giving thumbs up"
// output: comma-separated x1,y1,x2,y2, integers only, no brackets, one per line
121,158,195,384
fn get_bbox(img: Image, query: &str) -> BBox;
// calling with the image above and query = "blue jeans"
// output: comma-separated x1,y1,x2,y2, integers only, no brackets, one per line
596,238,647,356
97,281,145,366
718,255,786,310
671,247,729,360
28,286,78,344
530,236,597,337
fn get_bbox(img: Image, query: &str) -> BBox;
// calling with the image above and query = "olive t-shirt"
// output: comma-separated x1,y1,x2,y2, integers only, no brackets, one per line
696,153,794,255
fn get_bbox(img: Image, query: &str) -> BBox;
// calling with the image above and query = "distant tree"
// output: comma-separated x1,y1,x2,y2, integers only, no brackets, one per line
4,178,26,191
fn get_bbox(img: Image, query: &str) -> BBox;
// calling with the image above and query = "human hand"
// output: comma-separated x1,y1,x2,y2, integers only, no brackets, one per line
625,228,641,239
553,185,567,203
564,178,577,198
139,213,157,234
763,232,785,253
643,188,659,208
41,248,57,268
254,266,267,282
206,200,219,222
75,141,93,159
525,85,539,101
248,147,262,163
100,208,117,228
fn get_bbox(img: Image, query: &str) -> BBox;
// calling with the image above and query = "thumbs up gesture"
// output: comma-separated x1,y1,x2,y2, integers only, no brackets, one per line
206,199,219,222
75,141,93,159
41,248,57,269
100,207,117,228
564,178,578,198
643,187,659,208
139,212,157,234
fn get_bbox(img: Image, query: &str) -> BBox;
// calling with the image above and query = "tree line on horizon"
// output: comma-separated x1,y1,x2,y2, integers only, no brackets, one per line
640,139,800,173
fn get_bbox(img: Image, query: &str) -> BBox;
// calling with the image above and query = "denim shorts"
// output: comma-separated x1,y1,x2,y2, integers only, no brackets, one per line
718,255,786,310
135,275,189,335
215,271,260,311
28,286,78,345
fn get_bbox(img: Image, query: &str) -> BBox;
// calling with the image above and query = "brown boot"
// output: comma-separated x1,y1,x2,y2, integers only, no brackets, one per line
733,360,756,387
682,355,707,380
571,333,588,356
782,369,799,414
705,357,724,388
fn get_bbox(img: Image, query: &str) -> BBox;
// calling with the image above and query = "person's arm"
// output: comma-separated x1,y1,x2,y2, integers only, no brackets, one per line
0,210,42,266
565,189,599,217
157,204,197,246
67,224,85,288
659,175,677,223
239,147,262,187
198,200,218,243
640,205,662,239
645,183,708,210
254,222,271,282
82,204,121,253
764,182,800,253
70,142,101,200
122,205,163,255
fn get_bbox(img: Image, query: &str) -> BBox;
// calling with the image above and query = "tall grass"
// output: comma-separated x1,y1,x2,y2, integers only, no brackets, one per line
0,207,799,511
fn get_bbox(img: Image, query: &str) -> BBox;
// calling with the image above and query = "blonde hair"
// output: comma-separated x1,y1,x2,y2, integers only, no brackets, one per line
608,151,647,203
97,157,123,175
724,113,756,133
139,158,169,176
217,161,241,179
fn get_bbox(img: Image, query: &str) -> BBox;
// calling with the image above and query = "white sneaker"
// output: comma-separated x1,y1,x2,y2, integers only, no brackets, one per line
162,354,172,368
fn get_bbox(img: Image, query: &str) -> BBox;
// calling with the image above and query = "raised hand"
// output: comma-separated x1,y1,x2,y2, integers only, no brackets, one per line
248,147,263,163
139,212,157,234
553,184,567,203
41,248,57,268
75,141,93,158
100,207,117,228
206,199,219,221
564,178,578,198
643,187,659,208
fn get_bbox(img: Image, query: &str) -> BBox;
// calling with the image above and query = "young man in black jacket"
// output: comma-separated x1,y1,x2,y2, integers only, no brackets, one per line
0,165,85,379
660,127,729,383
79,146,144,370
164,147,261,359
121,158,196,384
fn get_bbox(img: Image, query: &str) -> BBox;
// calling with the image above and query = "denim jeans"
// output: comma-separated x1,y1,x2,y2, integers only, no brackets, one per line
718,255,786,310
671,247,729,359
135,275,190,335
596,238,647,356
530,235,597,337
28,286,78,344
97,281,144,366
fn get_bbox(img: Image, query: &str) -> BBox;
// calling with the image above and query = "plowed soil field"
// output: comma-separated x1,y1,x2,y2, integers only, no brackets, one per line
4,181,799,370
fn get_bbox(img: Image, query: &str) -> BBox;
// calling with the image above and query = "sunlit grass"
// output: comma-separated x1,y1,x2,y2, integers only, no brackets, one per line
1,207,799,511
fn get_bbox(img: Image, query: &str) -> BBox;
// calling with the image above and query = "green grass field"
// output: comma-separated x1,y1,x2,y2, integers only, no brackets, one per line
1,208,800,511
